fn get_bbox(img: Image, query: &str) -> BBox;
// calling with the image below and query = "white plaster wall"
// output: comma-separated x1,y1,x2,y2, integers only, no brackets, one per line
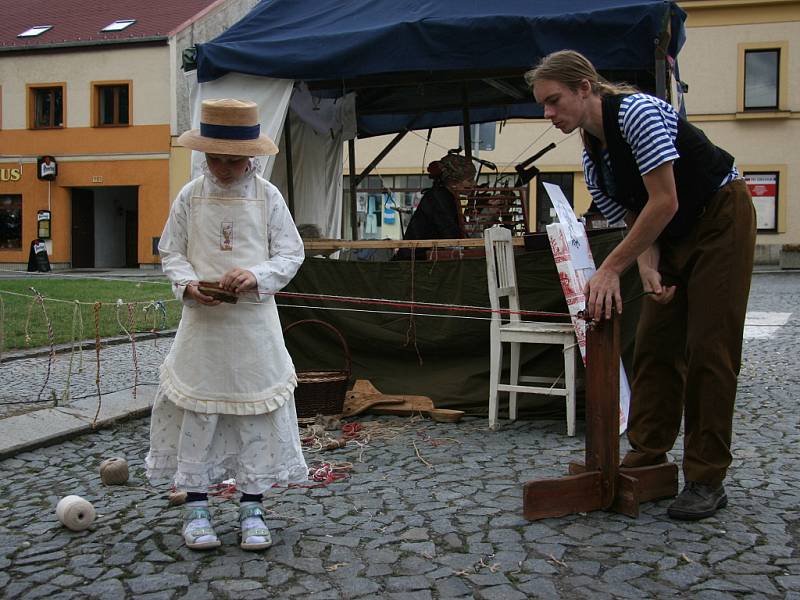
679,21,800,115
0,45,170,129
172,0,261,135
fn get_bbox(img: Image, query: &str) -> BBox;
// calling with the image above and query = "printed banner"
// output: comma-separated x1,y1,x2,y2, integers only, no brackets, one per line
546,220,630,434
744,173,777,230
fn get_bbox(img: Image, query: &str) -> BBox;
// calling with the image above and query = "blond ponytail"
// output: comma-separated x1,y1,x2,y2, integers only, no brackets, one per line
524,50,639,96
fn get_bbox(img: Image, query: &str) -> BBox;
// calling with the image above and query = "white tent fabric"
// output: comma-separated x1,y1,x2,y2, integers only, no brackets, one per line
186,74,355,239
270,114,344,239
186,71,293,180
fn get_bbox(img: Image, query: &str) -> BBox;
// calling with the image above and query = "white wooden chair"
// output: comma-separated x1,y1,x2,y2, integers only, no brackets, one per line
484,226,578,435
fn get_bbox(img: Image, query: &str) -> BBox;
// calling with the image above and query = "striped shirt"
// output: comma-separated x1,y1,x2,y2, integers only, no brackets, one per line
582,93,738,223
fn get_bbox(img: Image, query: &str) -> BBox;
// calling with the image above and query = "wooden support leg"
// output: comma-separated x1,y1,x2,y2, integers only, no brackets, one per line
619,463,679,503
488,329,502,430
509,341,520,421
523,315,676,520
583,317,619,509
523,471,604,520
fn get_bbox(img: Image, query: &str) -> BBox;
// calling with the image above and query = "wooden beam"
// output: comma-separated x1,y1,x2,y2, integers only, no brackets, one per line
354,130,409,187
302,237,525,250
523,471,604,520
524,313,678,520
462,85,472,161
348,139,357,239
584,317,620,509
283,112,295,216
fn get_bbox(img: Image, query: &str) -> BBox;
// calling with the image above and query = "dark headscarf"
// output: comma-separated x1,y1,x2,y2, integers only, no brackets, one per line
427,154,476,186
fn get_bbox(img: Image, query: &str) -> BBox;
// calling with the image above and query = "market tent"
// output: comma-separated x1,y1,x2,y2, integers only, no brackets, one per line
187,0,686,236
195,0,686,136
181,1,682,414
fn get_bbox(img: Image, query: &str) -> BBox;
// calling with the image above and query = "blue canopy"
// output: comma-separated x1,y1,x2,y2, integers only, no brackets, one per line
195,0,686,136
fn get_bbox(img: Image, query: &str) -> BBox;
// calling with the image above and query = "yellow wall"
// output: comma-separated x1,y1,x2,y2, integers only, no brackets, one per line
0,124,172,266
169,142,193,205
0,155,170,266
0,43,173,266
679,0,800,248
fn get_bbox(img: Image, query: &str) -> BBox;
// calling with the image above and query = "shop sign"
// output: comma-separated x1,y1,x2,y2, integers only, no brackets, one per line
0,168,21,182
744,172,778,231
37,156,58,180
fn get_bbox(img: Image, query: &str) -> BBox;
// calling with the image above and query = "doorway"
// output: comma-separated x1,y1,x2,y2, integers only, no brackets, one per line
71,186,138,268
71,189,95,268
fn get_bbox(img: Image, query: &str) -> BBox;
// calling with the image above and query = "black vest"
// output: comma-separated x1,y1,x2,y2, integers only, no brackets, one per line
585,94,734,238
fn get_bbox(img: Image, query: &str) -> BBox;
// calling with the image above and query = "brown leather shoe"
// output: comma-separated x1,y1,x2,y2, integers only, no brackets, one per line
667,482,727,521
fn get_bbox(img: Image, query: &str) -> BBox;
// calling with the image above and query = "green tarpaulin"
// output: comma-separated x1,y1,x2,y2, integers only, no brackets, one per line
278,231,641,420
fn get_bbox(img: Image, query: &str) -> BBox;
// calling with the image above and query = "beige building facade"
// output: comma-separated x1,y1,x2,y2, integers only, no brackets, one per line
347,0,799,263
0,0,258,269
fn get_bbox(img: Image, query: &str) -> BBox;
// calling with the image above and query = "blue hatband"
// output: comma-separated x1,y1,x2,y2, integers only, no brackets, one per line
200,122,260,140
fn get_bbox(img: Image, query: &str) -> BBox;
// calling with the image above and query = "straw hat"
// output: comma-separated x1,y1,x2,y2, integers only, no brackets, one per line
177,99,278,156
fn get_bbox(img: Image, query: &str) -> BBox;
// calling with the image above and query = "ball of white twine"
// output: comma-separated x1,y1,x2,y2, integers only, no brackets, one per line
56,495,96,531
99,457,129,485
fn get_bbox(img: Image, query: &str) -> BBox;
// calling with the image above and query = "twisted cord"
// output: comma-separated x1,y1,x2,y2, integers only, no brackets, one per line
91,302,102,428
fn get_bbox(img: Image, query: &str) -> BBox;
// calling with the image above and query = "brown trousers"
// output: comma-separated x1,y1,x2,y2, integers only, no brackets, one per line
625,179,756,486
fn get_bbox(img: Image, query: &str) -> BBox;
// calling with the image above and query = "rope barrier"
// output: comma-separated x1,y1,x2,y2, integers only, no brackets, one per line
91,302,102,428
0,285,572,320
62,300,84,404
27,288,56,403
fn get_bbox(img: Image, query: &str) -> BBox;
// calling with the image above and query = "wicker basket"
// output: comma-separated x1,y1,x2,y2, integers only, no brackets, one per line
283,319,351,418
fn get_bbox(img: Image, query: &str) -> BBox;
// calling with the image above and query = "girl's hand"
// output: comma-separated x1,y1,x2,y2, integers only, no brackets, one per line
220,268,257,293
639,267,676,304
184,282,221,306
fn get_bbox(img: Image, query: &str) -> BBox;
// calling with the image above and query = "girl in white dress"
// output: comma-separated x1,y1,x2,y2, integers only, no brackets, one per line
146,99,308,551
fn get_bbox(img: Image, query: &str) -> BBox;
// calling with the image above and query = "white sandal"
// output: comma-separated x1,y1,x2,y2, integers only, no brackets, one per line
182,505,221,550
239,504,272,551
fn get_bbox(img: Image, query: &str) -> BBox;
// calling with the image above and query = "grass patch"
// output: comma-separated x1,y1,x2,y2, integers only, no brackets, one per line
0,277,182,351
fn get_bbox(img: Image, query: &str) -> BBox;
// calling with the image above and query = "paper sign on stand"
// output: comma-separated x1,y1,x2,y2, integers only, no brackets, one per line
543,183,630,434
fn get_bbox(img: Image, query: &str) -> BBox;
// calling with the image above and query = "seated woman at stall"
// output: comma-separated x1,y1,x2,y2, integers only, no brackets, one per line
395,154,476,260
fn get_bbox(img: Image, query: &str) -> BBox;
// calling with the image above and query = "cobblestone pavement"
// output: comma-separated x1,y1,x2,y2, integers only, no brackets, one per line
0,337,169,418
0,272,798,599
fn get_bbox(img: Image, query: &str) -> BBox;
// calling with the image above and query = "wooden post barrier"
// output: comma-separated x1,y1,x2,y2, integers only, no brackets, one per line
522,313,678,520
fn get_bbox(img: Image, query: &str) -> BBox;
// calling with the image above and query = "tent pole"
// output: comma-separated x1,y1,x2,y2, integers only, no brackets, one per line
462,85,472,161
346,129,411,239
284,112,295,217
354,131,408,187
654,7,672,100
348,138,358,239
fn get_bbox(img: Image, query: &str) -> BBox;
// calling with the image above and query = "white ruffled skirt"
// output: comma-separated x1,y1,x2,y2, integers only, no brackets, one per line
145,385,309,494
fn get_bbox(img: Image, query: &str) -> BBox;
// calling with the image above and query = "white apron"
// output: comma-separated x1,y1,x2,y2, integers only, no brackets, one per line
159,176,296,415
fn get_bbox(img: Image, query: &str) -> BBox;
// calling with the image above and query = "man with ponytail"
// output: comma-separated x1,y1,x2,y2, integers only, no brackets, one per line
526,50,756,521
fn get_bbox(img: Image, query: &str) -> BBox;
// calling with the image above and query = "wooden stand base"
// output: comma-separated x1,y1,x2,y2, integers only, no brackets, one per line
522,316,678,520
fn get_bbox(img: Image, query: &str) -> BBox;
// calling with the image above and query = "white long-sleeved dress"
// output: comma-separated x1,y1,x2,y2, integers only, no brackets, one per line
145,168,309,494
